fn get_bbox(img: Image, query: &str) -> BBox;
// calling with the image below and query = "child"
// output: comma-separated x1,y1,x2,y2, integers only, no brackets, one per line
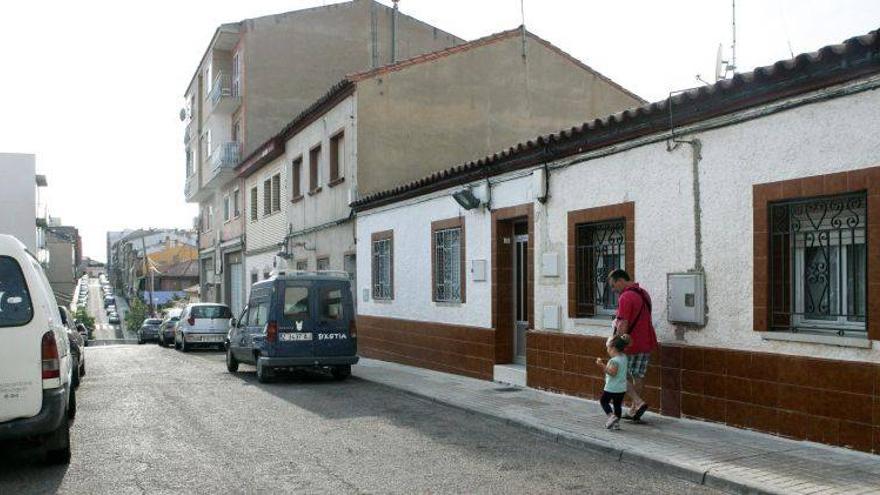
595,335,629,430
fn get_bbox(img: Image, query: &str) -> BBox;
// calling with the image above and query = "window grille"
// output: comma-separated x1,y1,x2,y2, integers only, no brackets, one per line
271,174,281,212
433,227,462,302
263,179,272,216
249,187,258,221
372,238,392,299
770,193,867,336
575,220,625,316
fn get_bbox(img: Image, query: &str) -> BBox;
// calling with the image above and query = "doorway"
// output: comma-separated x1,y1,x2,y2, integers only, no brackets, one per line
512,222,529,364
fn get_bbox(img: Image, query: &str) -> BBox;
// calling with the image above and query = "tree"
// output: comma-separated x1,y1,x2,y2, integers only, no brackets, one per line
124,297,148,332
74,307,95,331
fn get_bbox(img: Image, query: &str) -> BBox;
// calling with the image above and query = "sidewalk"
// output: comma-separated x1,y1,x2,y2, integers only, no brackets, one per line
354,359,880,495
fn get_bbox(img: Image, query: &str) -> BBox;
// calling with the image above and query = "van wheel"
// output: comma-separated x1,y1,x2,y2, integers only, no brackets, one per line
256,359,272,383
332,365,351,381
67,384,77,420
44,419,71,465
226,346,239,373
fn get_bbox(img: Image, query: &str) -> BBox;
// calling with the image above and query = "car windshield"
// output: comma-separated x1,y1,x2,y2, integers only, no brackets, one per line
191,305,232,319
0,256,34,327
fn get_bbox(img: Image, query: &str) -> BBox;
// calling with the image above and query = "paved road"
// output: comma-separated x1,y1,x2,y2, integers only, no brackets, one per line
87,279,134,341
0,346,723,494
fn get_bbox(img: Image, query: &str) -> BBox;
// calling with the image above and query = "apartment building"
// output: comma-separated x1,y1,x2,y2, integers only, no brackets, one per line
0,153,49,262
182,0,464,317
45,224,81,305
353,29,880,454
237,28,643,291
109,229,197,297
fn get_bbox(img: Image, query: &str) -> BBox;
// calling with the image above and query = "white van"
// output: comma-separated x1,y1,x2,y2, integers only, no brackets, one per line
0,235,75,464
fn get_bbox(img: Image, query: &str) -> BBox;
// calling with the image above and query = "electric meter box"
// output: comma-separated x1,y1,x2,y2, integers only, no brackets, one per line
667,272,705,325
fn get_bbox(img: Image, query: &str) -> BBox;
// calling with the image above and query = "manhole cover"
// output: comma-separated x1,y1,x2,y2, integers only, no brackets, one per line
492,387,521,393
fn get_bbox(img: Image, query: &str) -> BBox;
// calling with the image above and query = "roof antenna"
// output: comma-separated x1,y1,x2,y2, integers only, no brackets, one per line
520,0,527,59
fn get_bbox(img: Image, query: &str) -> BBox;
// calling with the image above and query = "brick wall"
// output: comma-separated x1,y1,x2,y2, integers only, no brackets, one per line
527,330,880,454
358,315,495,380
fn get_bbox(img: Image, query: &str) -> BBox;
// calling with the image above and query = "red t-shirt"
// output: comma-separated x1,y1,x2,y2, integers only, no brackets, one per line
615,283,657,354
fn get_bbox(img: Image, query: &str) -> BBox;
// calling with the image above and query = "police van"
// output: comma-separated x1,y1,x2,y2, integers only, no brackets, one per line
225,267,358,383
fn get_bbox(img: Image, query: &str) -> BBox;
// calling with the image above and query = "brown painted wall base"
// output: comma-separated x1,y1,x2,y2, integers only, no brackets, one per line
358,315,495,380
527,330,880,454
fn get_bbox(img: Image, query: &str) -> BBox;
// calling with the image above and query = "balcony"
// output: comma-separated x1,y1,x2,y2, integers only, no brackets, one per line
204,141,241,190
184,173,206,203
208,72,240,114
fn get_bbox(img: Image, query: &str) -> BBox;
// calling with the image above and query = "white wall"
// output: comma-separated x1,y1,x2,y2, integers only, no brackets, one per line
0,153,37,252
357,82,880,363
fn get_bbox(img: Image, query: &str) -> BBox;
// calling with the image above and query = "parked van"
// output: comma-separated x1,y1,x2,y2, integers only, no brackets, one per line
226,272,358,383
0,235,76,464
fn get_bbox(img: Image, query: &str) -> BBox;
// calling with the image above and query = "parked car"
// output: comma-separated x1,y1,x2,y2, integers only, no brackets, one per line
175,303,232,352
106,304,116,314
0,235,76,464
75,321,91,342
103,296,114,308
226,272,358,383
137,318,163,344
57,307,85,387
158,309,182,348
108,312,120,325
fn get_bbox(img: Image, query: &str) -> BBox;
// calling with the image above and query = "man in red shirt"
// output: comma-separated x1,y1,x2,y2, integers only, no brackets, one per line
609,269,657,421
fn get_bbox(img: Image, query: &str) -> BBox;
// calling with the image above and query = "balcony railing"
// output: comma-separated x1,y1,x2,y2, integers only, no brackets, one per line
208,72,240,109
210,141,242,172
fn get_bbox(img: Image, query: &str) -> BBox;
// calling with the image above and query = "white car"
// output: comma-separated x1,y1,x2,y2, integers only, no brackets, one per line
175,303,233,352
0,235,76,464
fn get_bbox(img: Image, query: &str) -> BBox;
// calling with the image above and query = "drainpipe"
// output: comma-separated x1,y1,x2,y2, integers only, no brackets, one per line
666,91,704,272
391,0,399,63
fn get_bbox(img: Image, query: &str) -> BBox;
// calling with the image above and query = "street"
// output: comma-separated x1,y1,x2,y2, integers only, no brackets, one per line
0,345,721,494
87,277,135,342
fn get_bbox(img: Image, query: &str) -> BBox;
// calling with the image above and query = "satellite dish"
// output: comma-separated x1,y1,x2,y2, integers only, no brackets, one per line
178,108,187,122
714,44,724,81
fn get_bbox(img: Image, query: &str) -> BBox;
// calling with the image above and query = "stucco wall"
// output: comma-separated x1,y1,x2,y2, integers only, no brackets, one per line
355,33,643,195
357,83,880,364
0,153,37,252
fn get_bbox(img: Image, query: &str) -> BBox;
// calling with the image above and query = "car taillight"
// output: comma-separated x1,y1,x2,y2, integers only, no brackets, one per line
266,321,278,343
41,332,60,380
349,319,357,338
188,316,195,326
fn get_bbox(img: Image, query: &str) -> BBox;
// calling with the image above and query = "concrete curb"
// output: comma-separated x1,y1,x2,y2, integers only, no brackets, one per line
359,376,771,495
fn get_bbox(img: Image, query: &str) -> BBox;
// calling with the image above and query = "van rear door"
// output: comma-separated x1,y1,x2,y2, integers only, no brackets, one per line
274,282,314,358
0,255,42,423
313,282,355,357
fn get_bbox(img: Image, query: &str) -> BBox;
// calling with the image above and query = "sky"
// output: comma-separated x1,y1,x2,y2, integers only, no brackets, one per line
1,0,877,262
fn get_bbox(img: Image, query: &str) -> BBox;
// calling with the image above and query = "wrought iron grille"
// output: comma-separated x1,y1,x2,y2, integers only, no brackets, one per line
769,193,867,336
433,228,462,302
575,220,625,316
372,239,392,299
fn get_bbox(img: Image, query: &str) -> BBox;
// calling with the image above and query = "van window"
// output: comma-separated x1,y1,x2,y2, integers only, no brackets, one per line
319,287,344,321
0,256,34,327
252,301,269,326
284,286,310,320
191,305,232,319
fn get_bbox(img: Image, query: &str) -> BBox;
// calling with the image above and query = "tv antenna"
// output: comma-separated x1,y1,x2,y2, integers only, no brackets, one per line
697,0,738,84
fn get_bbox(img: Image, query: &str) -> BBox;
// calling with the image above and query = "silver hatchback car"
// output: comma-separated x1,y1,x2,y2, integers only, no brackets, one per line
175,303,232,352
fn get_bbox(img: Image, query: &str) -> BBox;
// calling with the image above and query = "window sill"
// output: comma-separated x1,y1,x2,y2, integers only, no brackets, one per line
328,177,345,188
308,187,322,196
290,195,304,204
372,298,394,304
433,301,464,307
760,331,871,349
262,210,282,219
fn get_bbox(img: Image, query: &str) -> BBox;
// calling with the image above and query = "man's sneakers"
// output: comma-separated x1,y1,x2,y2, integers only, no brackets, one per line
605,415,620,430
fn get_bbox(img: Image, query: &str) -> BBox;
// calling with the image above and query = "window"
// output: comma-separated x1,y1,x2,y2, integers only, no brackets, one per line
250,272,258,286
329,132,344,183
263,178,272,216
575,220,625,316
249,187,258,221
185,148,193,177
203,62,212,96
296,260,308,271
223,195,230,222
292,157,303,199
271,173,281,212
432,218,465,303
309,145,321,192
204,129,212,160
371,231,393,300
231,51,241,97
283,286,310,320
319,287,343,320
233,188,240,218
191,305,232,319
769,193,867,336
232,119,241,144
263,270,270,280
252,301,269,327
0,256,34,327
316,257,330,271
